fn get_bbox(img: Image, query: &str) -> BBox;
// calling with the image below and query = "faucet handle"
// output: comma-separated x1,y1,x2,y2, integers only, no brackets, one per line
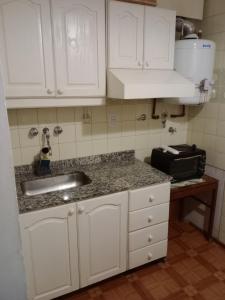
43,127,50,135
54,126,63,136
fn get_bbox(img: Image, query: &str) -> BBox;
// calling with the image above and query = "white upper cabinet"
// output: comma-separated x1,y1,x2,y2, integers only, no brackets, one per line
51,0,106,97
0,0,106,107
20,204,79,300
77,192,128,288
144,7,176,69
108,0,144,69
108,0,176,70
0,0,55,98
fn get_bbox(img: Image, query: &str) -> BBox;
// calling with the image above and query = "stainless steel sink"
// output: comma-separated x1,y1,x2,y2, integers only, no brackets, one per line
21,172,91,196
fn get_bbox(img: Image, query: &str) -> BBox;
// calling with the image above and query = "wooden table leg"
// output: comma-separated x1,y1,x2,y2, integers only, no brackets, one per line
179,198,184,221
207,188,217,240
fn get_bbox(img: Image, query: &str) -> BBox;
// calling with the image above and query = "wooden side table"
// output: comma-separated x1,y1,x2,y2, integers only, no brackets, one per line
170,175,218,240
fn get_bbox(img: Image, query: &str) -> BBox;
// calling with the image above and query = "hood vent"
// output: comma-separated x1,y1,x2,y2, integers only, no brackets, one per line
107,69,195,100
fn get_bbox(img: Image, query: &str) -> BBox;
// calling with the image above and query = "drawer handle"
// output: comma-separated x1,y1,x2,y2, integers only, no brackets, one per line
148,216,153,223
57,89,63,95
47,89,53,95
149,195,155,203
68,208,75,216
147,253,153,261
148,234,153,242
78,206,85,214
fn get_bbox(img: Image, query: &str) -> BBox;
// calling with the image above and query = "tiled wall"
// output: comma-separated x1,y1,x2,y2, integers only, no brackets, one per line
187,0,225,241
188,102,224,168
188,0,225,166
8,100,188,166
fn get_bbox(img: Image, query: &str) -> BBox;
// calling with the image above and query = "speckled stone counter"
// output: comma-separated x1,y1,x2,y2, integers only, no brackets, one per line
15,151,171,214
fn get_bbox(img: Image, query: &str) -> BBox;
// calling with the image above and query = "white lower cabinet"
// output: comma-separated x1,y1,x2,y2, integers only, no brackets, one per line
77,192,128,288
128,182,170,269
19,204,79,300
19,183,170,299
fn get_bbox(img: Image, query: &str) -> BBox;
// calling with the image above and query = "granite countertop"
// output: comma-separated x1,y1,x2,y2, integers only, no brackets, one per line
15,151,171,214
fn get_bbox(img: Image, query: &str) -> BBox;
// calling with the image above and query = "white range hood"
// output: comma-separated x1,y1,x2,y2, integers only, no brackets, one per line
107,69,195,99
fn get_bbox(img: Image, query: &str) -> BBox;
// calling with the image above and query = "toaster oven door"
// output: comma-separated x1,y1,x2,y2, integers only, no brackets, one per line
171,155,203,182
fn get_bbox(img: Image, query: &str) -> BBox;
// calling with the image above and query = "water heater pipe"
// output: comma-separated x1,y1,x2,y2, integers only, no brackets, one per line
176,17,196,39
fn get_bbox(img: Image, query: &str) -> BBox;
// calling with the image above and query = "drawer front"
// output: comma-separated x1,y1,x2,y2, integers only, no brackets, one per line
129,222,168,252
129,203,169,232
129,182,170,212
129,240,168,269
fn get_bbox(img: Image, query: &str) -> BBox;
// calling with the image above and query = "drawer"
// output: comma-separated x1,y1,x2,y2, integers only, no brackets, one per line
129,240,168,269
129,203,169,232
129,182,170,212
129,222,168,251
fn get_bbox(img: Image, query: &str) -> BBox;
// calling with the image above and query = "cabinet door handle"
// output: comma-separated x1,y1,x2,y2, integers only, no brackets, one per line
149,195,155,203
148,234,153,242
47,89,53,95
57,89,63,95
68,208,75,216
148,216,153,223
78,206,85,214
147,252,153,261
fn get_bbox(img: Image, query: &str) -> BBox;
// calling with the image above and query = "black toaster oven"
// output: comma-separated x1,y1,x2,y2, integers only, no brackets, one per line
150,144,206,183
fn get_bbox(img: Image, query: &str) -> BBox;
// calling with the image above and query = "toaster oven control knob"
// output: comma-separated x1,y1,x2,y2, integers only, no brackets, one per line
148,216,153,223
149,195,155,203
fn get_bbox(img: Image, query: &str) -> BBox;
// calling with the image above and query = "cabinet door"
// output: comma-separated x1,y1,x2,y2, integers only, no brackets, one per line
52,0,106,97
108,0,144,69
144,7,175,69
0,0,55,98
20,204,79,300
77,192,128,288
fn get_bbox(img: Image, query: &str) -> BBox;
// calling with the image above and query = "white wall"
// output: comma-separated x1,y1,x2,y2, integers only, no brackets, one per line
157,0,204,20
187,0,225,243
0,76,27,300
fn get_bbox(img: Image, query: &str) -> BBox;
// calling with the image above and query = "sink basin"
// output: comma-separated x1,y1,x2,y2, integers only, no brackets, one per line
21,172,91,196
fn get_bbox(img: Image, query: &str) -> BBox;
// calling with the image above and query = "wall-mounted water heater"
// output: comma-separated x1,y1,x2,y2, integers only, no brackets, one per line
174,38,216,105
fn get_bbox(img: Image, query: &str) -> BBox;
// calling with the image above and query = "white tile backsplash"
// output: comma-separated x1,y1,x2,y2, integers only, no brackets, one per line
76,141,93,157
57,107,75,124
17,108,38,127
76,123,92,142
58,124,76,143
10,128,20,149
107,137,122,152
92,139,108,155
59,143,76,160
12,148,22,166
38,108,57,125
92,122,108,140
8,102,189,166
